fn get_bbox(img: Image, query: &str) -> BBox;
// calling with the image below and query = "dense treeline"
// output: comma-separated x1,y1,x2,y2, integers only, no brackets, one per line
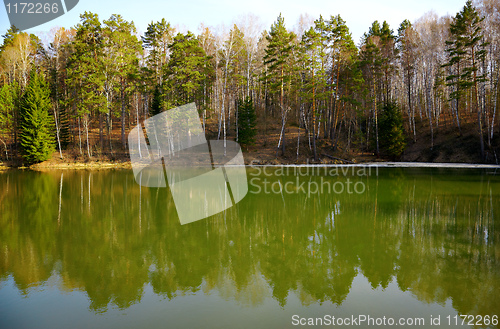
0,0,499,164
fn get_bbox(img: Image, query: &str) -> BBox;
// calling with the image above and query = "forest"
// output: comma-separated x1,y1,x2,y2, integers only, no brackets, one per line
0,0,499,165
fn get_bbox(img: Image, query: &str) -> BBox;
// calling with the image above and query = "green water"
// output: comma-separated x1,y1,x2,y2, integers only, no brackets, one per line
0,167,499,328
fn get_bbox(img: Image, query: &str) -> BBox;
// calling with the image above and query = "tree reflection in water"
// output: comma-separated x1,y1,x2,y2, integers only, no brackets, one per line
0,168,498,317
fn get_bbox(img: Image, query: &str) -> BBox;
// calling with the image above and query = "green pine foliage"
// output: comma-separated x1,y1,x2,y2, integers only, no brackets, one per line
379,102,406,158
0,26,20,51
444,0,487,101
19,71,56,164
263,14,296,155
165,31,213,106
444,0,488,159
142,19,175,86
67,12,106,124
237,97,257,147
263,14,296,104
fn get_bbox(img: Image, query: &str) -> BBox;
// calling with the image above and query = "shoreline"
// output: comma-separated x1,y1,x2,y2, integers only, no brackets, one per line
2,161,499,170
246,162,500,169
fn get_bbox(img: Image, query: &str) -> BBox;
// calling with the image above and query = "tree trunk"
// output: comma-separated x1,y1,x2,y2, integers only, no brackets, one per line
99,111,104,152
78,117,83,155
312,82,317,161
121,82,126,149
280,66,286,156
84,116,91,158
54,107,63,159
490,72,499,145
472,49,485,161
331,65,341,150
374,84,379,156
136,93,142,158
0,138,8,160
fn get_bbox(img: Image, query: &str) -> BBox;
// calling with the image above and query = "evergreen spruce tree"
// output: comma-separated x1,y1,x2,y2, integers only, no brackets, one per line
150,84,163,116
58,105,71,148
19,71,56,164
0,82,17,158
237,97,257,147
379,102,406,158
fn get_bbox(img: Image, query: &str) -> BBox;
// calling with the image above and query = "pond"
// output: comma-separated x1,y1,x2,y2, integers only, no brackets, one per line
0,167,499,328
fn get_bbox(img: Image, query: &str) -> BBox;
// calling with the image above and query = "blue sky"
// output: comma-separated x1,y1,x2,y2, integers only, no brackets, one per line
1,0,466,45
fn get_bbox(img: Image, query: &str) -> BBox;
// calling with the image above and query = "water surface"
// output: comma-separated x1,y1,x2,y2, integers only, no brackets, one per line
0,167,499,328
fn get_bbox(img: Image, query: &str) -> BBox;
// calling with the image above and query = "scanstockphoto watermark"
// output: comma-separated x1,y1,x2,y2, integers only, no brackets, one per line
128,103,248,225
248,161,378,197
128,103,376,224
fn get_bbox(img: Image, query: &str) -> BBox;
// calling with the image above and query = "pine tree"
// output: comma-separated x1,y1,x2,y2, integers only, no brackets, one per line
142,19,175,86
48,28,74,155
103,14,142,148
67,12,106,157
263,14,296,156
300,23,327,161
19,71,56,164
360,27,384,155
397,20,419,143
165,31,212,106
326,15,358,150
1,26,20,51
444,0,488,160
363,21,397,103
237,97,257,147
